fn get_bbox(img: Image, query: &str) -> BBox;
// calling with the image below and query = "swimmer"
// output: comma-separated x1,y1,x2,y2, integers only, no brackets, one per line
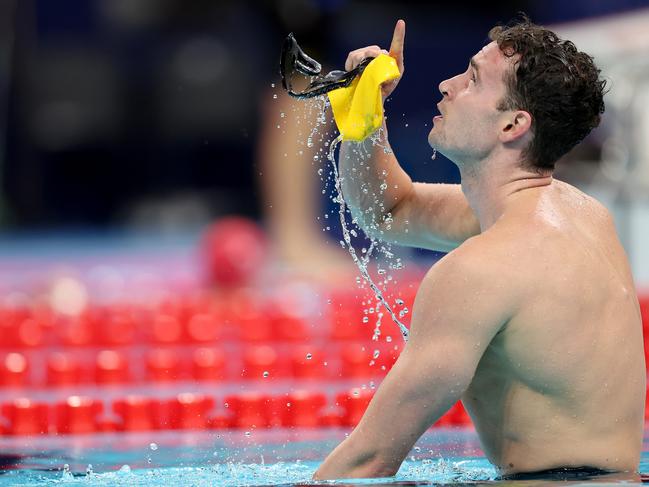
314,17,645,480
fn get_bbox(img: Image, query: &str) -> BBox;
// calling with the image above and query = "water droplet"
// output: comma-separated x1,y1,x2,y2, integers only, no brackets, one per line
272,94,278,99
306,353,312,360
405,123,409,127
395,299,404,305
373,350,380,359
431,148,437,160
362,316,369,323
317,168,323,175
386,336,392,342
149,442,158,451
262,371,269,378
352,390,360,397
280,112,285,118
271,83,275,88
224,402,229,408
244,431,251,437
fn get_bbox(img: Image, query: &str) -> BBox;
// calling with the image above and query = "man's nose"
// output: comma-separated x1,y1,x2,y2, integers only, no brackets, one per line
438,79,450,98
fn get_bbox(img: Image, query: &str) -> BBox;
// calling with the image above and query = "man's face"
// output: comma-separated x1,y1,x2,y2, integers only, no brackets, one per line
428,41,513,163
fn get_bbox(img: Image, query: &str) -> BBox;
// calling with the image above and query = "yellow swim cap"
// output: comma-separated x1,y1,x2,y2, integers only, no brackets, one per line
327,54,400,142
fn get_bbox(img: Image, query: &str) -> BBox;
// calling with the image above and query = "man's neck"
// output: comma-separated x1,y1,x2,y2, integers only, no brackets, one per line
458,154,553,231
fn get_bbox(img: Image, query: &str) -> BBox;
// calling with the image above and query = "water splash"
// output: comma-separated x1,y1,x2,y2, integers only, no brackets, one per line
326,134,410,341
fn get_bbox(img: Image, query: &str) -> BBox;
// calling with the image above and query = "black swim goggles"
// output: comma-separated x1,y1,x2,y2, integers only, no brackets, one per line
280,33,373,99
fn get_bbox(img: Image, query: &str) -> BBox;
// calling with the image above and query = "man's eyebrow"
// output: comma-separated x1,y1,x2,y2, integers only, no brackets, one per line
470,56,481,81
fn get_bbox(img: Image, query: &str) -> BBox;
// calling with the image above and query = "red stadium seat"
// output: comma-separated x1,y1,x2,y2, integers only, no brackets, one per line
329,292,368,341
336,388,374,426
290,346,330,379
224,392,272,428
192,347,227,381
282,390,327,427
150,314,183,344
56,396,102,434
113,395,161,431
46,352,83,386
185,313,222,343
0,353,30,387
2,398,49,435
14,318,45,348
93,307,137,346
340,343,384,378
55,314,95,347
242,345,283,380
145,349,183,382
167,393,215,430
95,350,130,384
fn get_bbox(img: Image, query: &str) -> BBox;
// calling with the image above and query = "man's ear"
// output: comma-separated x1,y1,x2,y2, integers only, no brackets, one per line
499,110,532,143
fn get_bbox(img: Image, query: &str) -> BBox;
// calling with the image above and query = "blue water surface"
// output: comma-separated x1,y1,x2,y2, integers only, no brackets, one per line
0,427,646,486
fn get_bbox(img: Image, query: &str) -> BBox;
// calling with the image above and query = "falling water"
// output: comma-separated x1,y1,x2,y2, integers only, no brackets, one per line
326,134,410,342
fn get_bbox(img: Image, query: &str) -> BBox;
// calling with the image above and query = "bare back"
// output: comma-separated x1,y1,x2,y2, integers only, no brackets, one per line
463,180,645,475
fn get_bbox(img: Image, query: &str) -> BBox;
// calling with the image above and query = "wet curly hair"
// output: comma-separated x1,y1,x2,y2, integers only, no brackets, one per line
488,17,607,172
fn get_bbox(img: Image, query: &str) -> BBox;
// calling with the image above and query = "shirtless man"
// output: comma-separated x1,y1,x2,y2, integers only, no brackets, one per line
314,18,645,480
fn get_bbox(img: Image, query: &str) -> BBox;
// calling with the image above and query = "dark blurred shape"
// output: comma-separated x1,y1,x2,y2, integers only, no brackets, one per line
1,0,647,229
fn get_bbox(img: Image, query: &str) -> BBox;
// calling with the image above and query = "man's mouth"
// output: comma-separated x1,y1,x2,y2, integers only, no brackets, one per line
434,103,444,122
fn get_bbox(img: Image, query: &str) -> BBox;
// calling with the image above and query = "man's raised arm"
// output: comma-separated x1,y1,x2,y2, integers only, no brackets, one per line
339,20,480,252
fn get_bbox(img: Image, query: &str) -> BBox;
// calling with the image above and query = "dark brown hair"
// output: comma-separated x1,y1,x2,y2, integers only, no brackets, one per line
489,16,606,172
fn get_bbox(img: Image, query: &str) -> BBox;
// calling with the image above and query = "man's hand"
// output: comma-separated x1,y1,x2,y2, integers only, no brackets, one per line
344,19,405,99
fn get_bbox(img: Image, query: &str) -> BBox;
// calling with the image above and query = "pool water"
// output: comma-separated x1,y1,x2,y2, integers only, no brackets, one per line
0,427,647,486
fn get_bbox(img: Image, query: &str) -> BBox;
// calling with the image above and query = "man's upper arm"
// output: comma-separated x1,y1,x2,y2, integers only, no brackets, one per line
315,245,515,479
377,183,481,253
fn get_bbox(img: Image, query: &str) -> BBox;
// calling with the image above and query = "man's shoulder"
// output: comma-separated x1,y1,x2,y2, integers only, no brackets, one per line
554,179,614,222
444,229,517,269
420,233,522,330
430,232,521,289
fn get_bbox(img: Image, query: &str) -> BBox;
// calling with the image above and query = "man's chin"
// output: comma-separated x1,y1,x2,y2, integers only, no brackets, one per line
427,133,442,152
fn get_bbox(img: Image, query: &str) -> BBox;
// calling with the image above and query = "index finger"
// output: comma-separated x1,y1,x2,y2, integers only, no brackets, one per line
389,19,406,71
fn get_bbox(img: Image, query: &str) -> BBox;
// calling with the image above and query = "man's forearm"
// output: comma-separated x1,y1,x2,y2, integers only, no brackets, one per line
339,123,413,237
313,433,398,480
